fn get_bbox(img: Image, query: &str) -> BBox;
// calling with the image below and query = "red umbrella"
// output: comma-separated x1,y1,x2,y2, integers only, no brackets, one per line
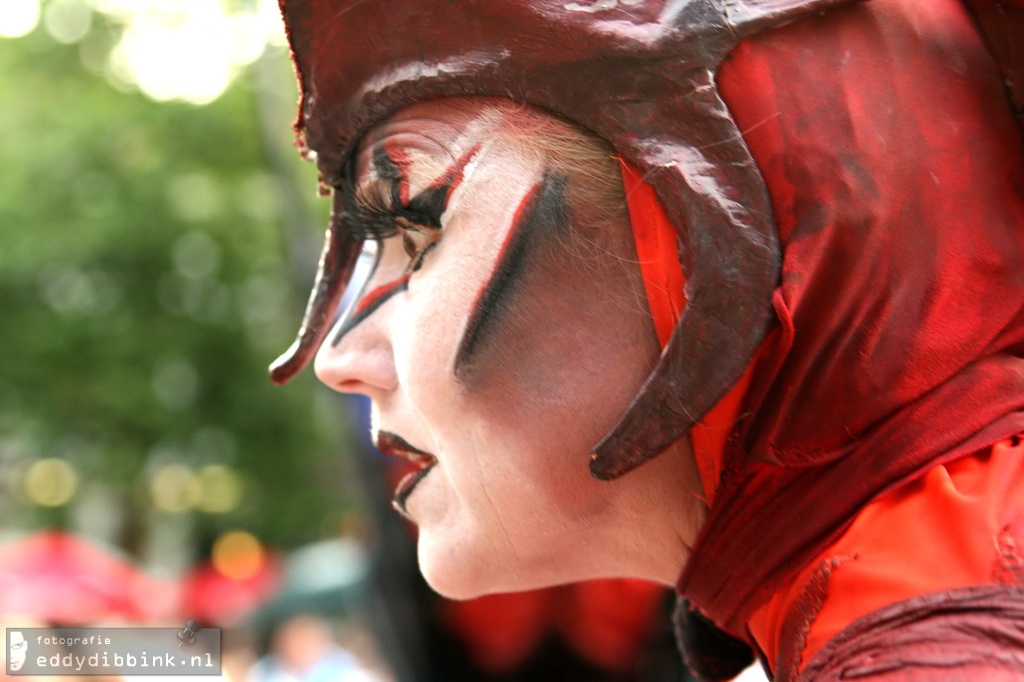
179,554,280,626
0,530,155,624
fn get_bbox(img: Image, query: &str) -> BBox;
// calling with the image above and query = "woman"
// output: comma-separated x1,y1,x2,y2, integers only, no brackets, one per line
268,0,1024,679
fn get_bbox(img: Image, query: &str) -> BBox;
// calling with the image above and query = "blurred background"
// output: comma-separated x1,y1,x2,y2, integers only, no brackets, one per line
0,1,754,680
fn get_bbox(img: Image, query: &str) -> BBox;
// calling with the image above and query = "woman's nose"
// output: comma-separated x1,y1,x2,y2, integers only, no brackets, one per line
314,305,399,397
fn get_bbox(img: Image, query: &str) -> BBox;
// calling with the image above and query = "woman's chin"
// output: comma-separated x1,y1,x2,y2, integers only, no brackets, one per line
417,549,498,600
416,531,594,599
416,534,508,599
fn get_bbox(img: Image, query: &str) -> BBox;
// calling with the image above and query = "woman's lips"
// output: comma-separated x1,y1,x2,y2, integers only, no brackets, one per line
375,431,437,518
393,466,435,518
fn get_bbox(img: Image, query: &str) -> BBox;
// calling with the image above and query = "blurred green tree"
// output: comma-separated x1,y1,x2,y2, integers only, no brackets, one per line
0,1,353,564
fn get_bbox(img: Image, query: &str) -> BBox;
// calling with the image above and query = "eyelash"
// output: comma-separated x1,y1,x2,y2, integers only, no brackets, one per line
340,176,443,269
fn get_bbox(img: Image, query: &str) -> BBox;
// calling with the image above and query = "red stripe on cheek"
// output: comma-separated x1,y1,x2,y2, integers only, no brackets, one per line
452,171,569,382
330,272,412,347
353,274,412,318
468,181,541,313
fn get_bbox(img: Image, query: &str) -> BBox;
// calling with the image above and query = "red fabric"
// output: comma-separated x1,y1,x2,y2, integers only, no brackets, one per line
749,436,1024,678
964,0,1024,117
620,159,756,506
441,579,664,674
679,0,1024,639
621,5,1024,676
797,585,1024,680
620,158,686,349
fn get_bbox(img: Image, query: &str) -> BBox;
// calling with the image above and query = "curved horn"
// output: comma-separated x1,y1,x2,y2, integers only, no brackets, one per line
590,71,779,480
269,192,361,385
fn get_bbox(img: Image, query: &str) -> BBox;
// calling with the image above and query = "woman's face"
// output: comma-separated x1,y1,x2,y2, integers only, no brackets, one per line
315,98,702,597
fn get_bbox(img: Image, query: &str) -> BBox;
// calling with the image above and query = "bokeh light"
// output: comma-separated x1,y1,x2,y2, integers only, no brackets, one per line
172,230,222,280
151,358,200,411
43,0,92,44
0,0,41,38
3,0,289,105
196,464,243,514
212,530,264,580
110,13,232,105
91,0,286,104
24,458,78,507
151,463,200,513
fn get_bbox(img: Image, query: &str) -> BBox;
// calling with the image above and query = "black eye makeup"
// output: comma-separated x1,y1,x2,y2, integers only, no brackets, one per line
327,143,483,346
339,143,483,270
339,147,447,272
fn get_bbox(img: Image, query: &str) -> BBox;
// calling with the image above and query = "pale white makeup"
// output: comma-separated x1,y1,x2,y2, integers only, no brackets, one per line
315,98,706,598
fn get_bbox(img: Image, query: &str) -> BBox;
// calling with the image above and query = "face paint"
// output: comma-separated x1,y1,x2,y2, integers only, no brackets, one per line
332,143,486,345
331,274,410,346
375,430,438,517
315,99,698,600
372,145,409,201
453,170,569,385
389,142,481,227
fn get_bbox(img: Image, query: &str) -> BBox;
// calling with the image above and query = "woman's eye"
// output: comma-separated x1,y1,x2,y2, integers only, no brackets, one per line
344,176,443,272
400,222,440,269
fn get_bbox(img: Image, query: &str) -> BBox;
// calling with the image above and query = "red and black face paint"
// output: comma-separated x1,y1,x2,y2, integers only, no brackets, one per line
329,146,479,345
330,274,410,346
341,148,445,240
453,170,569,387
375,430,438,517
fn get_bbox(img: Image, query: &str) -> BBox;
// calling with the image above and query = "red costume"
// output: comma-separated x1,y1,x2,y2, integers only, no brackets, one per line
271,0,1024,678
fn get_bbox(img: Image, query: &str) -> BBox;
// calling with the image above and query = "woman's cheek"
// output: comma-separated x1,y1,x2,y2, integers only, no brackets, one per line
396,261,481,412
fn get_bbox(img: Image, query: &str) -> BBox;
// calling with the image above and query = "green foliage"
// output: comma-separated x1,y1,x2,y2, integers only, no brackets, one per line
0,25,350,552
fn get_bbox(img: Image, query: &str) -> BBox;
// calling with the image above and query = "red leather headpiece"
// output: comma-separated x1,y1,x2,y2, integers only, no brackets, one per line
268,0,865,480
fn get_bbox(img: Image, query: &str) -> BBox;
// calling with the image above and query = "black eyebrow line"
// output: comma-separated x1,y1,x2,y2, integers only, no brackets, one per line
372,145,403,182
